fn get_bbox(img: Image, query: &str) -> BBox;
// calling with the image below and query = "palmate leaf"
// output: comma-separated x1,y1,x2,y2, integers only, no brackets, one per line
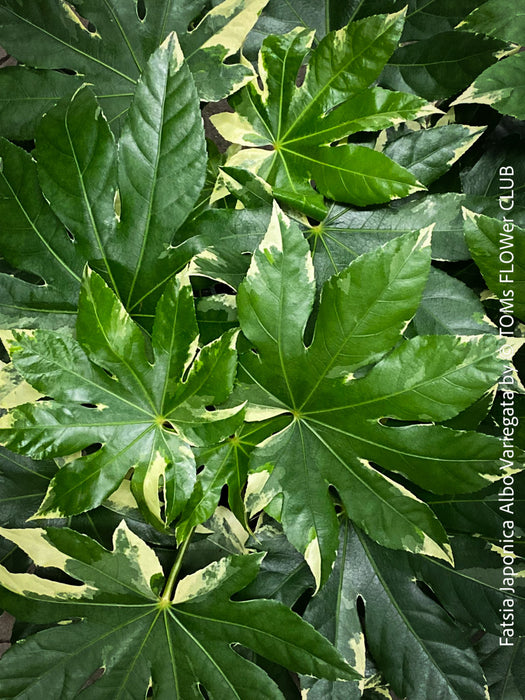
0,0,268,138
236,205,508,588
0,522,359,698
212,12,435,218
0,33,206,329
0,267,244,527
343,525,491,700
176,417,289,541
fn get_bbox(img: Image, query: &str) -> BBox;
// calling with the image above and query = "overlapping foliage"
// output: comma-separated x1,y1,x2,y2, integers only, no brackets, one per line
0,1,523,699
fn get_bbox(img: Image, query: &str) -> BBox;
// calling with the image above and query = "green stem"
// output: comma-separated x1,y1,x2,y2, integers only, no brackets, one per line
160,528,194,603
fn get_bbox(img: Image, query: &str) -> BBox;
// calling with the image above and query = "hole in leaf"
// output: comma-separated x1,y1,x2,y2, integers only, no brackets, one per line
198,684,210,699
66,229,75,242
205,405,216,412
81,403,98,409
82,442,102,456
196,464,205,475
136,0,146,20
86,21,97,34
162,421,175,431
37,396,53,402
356,594,366,624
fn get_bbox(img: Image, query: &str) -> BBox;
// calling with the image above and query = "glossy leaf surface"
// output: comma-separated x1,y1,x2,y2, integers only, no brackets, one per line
212,12,432,217
236,206,506,587
0,269,242,526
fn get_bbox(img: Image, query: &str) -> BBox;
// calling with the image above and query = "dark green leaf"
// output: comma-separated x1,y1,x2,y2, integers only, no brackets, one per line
0,34,207,328
301,520,364,699
0,0,267,137
383,124,485,187
410,535,525,637
453,53,525,121
458,0,525,45
412,267,496,336
0,67,80,142
477,634,525,700
381,31,503,100
464,209,525,320
346,526,491,700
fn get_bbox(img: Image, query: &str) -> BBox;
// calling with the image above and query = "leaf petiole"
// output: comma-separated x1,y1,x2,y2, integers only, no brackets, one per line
160,527,195,603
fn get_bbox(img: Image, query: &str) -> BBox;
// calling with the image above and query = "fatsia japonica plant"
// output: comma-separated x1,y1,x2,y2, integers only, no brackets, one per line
0,1,524,699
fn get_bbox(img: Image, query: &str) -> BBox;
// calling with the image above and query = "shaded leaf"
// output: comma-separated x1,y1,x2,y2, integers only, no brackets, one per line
0,34,207,328
458,0,525,45
464,209,525,321
301,520,365,699
477,634,525,700
346,526,491,700
0,0,268,137
412,267,495,336
383,124,485,187
453,53,525,121
381,31,503,100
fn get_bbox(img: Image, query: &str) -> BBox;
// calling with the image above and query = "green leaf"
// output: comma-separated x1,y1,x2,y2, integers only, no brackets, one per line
176,418,286,540
453,53,525,121
381,31,503,100
412,267,496,336
457,0,525,45
308,194,471,274
245,0,364,57
301,521,365,700
0,269,243,526
0,34,207,328
464,209,525,321
196,294,239,345
0,523,359,696
410,535,525,637
346,526,491,700
212,13,432,217
239,522,314,607
116,33,206,310
424,470,525,541
188,207,272,289
0,137,82,329
0,67,81,141
477,634,525,700
236,206,506,586
352,0,483,41
0,0,267,137
383,124,485,187
0,448,55,529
